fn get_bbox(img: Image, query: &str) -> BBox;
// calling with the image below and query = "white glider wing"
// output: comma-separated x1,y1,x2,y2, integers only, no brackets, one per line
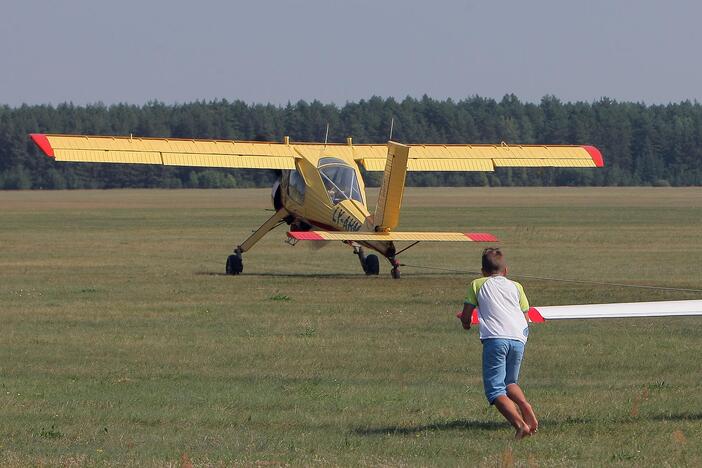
532,299,702,320
469,300,702,324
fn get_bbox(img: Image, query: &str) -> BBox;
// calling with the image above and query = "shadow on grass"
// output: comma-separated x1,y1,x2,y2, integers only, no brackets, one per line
353,419,505,435
195,271,366,278
354,413,702,436
195,271,459,278
649,412,702,422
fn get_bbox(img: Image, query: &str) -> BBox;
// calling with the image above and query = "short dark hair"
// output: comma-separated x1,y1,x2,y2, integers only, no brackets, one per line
482,247,506,274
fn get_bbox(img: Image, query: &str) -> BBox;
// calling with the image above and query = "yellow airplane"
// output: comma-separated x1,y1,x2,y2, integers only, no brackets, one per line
30,133,603,278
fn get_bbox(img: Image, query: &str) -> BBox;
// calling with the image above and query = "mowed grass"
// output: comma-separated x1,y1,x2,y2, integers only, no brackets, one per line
1,187,701,466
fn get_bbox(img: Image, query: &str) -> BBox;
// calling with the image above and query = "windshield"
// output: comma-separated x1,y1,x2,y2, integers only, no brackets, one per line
318,157,363,205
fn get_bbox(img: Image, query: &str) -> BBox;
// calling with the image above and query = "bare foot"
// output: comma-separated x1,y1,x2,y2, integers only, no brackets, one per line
515,424,532,440
524,412,539,434
505,385,539,435
516,402,538,434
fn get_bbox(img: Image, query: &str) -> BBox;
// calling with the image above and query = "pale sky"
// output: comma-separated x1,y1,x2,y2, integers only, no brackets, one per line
2,0,701,106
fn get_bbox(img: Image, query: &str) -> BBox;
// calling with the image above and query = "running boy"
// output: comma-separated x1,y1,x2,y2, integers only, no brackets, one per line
457,248,538,439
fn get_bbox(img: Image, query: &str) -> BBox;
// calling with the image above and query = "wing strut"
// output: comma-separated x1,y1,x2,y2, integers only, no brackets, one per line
395,241,420,256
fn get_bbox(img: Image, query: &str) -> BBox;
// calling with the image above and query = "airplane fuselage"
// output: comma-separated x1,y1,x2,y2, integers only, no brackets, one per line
273,155,397,259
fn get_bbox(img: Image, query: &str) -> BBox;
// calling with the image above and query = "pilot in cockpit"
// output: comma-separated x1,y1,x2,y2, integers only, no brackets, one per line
327,187,343,204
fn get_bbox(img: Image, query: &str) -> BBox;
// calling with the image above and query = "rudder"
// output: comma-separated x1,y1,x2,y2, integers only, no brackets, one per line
374,142,410,231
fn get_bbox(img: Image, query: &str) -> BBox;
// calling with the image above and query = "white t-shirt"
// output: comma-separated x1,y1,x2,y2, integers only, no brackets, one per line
465,275,530,344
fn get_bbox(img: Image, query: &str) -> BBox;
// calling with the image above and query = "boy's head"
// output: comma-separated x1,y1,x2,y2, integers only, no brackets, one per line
481,247,507,276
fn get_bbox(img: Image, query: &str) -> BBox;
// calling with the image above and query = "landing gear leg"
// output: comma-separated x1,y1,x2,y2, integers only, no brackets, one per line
390,258,401,279
354,245,366,272
226,208,289,276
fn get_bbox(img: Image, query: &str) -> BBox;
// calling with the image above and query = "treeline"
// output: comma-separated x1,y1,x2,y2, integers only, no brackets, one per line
1,95,701,189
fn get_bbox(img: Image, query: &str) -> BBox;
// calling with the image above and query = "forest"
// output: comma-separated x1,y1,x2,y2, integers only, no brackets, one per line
1,95,701,189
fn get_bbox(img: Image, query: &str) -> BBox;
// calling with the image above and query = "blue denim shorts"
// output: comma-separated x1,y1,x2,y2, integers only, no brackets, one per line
482,338,525,404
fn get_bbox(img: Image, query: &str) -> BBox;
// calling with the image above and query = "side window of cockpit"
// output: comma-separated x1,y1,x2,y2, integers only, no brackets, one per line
288,169,306,203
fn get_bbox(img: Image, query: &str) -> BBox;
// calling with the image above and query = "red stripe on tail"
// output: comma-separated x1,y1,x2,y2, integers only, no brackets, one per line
287,231,325,240
464,233,498,242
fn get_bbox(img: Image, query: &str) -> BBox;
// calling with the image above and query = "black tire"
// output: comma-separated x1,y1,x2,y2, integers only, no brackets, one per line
364,254,380,275
226,255,243,275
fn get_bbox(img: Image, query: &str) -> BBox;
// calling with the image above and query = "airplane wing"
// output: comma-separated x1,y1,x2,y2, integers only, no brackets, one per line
288,231,497,242
30,134,299,169
468,300,702,324
31,134,602,172
355,143,604,171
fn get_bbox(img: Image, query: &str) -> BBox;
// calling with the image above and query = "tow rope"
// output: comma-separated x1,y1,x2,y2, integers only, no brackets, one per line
399,263,702,294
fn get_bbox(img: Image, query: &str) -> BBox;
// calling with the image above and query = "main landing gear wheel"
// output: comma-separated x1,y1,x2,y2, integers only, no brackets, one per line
354,246,380,276
364,254,380,276
226,251,243,275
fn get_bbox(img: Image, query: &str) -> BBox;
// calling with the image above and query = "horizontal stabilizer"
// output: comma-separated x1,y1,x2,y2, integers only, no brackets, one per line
468,299,702,324
288,231,497,242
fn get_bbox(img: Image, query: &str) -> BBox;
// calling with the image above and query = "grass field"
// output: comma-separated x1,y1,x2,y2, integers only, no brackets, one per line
1,187,702,466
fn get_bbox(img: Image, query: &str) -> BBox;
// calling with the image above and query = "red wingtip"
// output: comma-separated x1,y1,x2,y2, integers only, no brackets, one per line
30,134,55,158
471,309,479,325
287,231,325,240
527,307,545,323
582,145,604,167
464,233,499,242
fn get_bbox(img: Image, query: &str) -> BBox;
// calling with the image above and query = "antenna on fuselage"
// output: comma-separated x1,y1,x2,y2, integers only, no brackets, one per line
389,117,394,141
324,122,330,148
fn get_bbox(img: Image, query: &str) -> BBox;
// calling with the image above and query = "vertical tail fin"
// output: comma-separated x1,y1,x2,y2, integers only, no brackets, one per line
374,142,409,231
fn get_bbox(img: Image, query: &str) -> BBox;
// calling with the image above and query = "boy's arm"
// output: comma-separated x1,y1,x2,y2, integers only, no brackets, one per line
459,303,475,330
458,282,478,330
515,282,530,321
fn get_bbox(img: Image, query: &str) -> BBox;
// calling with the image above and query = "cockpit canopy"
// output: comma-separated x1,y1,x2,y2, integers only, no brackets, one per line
318,157,364,205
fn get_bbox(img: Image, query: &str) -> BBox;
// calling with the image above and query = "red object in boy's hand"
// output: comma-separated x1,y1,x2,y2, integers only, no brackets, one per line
456,311,471,330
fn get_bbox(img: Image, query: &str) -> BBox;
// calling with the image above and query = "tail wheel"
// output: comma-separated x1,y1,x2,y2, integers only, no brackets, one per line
364,254,380,275
390,258,401,279
226,254,243,275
